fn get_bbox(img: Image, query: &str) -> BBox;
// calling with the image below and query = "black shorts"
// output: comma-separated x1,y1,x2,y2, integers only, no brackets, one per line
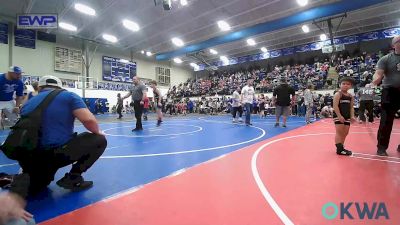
333,117,351,126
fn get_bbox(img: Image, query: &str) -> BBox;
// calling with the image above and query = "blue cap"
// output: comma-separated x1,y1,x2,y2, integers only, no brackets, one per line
8,66,23,74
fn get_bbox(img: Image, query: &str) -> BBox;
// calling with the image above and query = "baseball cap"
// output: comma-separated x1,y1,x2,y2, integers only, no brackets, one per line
8,66,23,74
38,75,63,88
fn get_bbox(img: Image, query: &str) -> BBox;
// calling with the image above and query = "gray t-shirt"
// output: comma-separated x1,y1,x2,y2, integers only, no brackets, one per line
376,53,400,88
129,83,146,101
358,87,374,101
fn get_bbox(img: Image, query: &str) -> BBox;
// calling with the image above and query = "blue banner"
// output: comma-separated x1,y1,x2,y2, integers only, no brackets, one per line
229,57,238,65
359,31,381,41
282,48,294,56
14,28,35,39
382,27,400,38
14,28,36,49
238,56,248,63
295,44,310,53
197,26,400,71
270,50,282,58
0,23,8,44
260,52,270,59
310,42,323,50
341,35,359,44
37,31,56,43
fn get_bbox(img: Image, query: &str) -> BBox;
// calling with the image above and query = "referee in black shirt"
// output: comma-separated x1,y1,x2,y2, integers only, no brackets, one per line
123,76,147,131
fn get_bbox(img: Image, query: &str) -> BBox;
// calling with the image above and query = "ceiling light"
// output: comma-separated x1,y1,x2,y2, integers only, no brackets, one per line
146,51,152,56
320,33,327,41
172,37,184,47
74,3,96,16
297,0,308,7
217,20,231,31
302,25,310,33
59,22,77,31
173,57,183,63
209,49,218,55
123,19,140,32
261,47,268,53
180,0,188,6
247,38,256,46
141,50,145,54
102,34,117,43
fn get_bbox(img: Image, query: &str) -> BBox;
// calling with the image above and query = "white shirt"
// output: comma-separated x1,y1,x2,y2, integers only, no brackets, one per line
241,85,255,104
232,91,241,107
304,89,313,105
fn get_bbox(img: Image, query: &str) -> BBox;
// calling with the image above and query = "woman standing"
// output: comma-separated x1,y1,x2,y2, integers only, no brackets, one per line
150,80,163,126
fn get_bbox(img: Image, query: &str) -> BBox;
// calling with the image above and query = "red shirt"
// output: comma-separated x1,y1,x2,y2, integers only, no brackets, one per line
143,97,149,109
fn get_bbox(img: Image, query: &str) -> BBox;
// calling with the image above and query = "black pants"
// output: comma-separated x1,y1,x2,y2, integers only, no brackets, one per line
10,132,107,198
117,105,123,118
377,87,400,151
232,106,243,118
133,100,143,129
359,100,374,122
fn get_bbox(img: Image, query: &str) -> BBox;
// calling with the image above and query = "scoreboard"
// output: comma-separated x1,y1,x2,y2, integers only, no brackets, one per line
102,56,136,83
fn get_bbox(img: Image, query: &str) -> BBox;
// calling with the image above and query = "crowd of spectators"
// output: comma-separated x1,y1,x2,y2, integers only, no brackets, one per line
167,61,331,99
334,51,384,88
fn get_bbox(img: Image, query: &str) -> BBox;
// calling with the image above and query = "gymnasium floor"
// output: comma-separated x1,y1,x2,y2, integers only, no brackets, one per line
0,114,399,224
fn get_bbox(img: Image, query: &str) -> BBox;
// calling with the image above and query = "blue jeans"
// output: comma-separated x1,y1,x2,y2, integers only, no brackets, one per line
244,103,252,124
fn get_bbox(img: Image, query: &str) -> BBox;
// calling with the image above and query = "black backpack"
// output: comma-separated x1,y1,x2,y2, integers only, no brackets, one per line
0,89,64,160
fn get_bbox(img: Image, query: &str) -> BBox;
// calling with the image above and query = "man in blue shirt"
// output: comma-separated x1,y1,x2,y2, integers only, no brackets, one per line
0,66,24,125
9,75,107,200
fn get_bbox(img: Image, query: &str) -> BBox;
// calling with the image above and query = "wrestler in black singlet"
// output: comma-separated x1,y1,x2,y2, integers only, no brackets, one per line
333,92,352,126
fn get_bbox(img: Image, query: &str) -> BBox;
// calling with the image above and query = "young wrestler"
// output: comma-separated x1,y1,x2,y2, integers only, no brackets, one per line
150,80,163,126
333,77,356,156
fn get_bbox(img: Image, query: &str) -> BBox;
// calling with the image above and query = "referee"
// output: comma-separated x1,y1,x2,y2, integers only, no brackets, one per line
357,84,375,123
123,76,147,131
373,35,400,156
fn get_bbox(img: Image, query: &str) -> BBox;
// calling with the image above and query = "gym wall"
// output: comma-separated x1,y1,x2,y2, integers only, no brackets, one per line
0,32,194,98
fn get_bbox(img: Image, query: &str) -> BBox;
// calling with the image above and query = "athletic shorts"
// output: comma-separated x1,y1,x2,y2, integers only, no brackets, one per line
276,105,290,117
154,103,162,110
333,117,351,126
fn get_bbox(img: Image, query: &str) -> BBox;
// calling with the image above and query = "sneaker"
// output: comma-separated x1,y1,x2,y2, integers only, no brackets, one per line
274,123,279,127
56,173,93,192
238,118,243,122
377,150,389,156
246,123,253,126
282,124,287,128
336,149,352,156
232,118,236,123
132,128,143,132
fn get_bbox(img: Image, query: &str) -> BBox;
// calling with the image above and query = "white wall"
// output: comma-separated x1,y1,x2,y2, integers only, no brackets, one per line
0,43,9,71
0,34,193,86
